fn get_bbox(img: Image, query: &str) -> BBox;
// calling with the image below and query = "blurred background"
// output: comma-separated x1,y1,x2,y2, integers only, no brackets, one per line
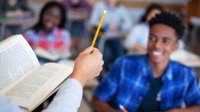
0,0,200,111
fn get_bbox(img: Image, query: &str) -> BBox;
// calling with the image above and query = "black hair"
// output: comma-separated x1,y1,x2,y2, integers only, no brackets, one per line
149,11,185,40
32,1,67,32
140,4,164,22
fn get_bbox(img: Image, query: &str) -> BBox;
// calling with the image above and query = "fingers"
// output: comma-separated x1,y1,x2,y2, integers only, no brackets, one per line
92,48,103,59
79,47,103,66
93,48,103,67
82,47,103,59
81,46,94,54
93,47,100,52
95,61,104,77
96,54,104,73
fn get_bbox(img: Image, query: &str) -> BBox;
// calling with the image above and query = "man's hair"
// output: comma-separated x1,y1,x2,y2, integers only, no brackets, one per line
149,11,185,40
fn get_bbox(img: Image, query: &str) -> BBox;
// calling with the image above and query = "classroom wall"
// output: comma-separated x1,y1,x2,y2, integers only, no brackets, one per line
27,0,199,25
187,0,200,20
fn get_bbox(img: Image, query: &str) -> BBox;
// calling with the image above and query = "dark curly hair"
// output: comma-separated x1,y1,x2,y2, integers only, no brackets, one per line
149,11,185,40
32,1,67,32
140,4,164,22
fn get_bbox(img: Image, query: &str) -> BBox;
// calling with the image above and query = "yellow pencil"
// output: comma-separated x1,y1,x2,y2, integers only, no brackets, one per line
91,10,107,47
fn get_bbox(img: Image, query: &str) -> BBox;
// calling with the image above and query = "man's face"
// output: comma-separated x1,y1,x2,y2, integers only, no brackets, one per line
147,24,178,65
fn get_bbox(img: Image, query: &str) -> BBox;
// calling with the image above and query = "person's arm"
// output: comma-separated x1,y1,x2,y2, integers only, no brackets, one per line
42,78,83,112
120,6,132,32
124,24,148,52
132,44,147,53
62,30,71,51
43,46,103,112
88,2,103,28
92,96,117,112
0,96,22,112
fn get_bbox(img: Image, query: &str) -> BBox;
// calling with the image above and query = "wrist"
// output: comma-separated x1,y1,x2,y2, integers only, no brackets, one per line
70,72,86,87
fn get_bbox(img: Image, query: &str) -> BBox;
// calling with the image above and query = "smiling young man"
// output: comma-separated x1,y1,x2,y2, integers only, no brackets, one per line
92,12,200,112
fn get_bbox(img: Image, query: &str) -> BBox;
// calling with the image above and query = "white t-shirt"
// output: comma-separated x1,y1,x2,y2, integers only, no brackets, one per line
124,23,149,50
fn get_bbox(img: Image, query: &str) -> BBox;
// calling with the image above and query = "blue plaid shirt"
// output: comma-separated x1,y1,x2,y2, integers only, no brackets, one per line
94,54,200,112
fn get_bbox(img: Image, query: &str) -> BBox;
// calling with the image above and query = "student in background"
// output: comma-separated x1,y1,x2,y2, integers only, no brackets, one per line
124,4,164,53
0,0,32,17
63,0,92,57
24,1,71,60
0,0,33,37
89,0,132,33
89,0,132,73
0,46,104,112
124,4,185,54
92,12,200,112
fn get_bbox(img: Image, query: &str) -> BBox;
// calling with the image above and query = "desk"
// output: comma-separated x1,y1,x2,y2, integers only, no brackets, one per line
98,33,125,52
171,50,200,87
0,17,37,39
170,49,200,67
67,10,88,21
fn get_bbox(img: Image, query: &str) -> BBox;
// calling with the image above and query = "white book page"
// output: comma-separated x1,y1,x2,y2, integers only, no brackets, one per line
0,35,40,91
2,63,73,111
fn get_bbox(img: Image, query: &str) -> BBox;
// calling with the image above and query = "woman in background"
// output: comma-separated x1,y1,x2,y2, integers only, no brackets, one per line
24,1,71,61
124,4,164,53
24,2,71,110
63,0,92,57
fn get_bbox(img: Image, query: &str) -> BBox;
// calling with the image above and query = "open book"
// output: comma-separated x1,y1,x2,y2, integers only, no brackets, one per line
0,35,73,111
35,48,71,62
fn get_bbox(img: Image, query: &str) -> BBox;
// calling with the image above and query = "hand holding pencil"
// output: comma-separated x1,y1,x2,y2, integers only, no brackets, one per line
71,46,103,86
72,10,106,87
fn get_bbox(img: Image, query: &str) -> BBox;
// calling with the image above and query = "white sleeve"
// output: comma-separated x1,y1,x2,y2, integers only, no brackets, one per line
178,39,185,49
42,78,83,112
63,30,71,49
88,2,103,27
0,96,22,112
120,7,132,32
124,27,139,50
124,24,149,50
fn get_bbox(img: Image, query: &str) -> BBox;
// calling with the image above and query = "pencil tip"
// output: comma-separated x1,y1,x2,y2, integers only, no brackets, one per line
104,10,107,13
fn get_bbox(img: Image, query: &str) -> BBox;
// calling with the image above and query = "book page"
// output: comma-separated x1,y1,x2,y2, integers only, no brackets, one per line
2,63,73,111
0,35,40,91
